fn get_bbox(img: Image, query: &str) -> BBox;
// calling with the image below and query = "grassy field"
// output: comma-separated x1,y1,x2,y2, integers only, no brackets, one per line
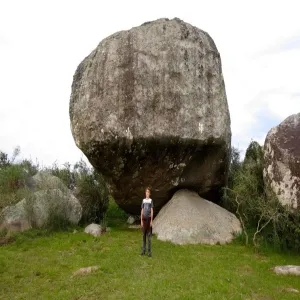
1,226,300,300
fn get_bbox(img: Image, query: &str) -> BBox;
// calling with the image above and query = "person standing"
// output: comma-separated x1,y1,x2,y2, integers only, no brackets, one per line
140,187,153,257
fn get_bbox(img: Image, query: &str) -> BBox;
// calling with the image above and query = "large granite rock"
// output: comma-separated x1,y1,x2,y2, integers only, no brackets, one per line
264,113,300,210
152,189,241,245
0,172,82,232
70,18,231,214
29,171,69,192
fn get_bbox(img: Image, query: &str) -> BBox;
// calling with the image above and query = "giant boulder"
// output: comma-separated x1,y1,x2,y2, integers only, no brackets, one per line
70,18,231,214
264,113,300,210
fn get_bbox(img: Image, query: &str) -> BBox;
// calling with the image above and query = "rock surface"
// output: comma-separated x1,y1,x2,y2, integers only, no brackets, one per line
152,189,241,245
84,223,102,237
264,113,300,210
127,216,136,225
285,288,299,293
30,171,69,192
70,18,231,214
0,199,30,232
0,173,82,232
72,266,99,276
273,265,300,276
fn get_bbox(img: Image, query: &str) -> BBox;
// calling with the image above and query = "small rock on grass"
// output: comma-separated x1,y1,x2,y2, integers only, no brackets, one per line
127,216,135,225
84,223,102,237
285,288,299,293
72,266,99,276
128,225,141,229
273,265,300,276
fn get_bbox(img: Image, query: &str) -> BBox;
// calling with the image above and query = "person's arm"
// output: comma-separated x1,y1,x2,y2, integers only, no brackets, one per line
150,207,153,227
141,208,144,227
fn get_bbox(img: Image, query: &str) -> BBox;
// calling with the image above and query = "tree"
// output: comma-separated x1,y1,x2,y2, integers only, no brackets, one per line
0,151,9,168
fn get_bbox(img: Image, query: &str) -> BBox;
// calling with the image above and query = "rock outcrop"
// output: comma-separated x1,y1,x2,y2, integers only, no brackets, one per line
0,172,82,232
70,18,231,214
264,113,300,210
152,189,241,245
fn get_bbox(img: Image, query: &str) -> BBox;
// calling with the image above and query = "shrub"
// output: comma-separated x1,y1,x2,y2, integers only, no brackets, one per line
0,148,38,210
48,159,109,224
223,146,242,212
75,169,109,225
223,141,300,252
50,162,74,189
0,148,110,228
0,165,33,210
51,159,109,224
0,151,10,168
105,196,128,227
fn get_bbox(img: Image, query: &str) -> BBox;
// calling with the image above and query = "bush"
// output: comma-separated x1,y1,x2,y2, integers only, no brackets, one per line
0,164,27,193
0,148,38,210
105,196,128,227
50,162,74,189
223,141,300,252
0,151,9,168
76,170,109,225
227,146,242,187
262,204,300,252
0,148,111,228
51,159,109,225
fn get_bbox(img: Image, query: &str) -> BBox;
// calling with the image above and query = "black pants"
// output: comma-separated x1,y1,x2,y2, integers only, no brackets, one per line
142,217,152,253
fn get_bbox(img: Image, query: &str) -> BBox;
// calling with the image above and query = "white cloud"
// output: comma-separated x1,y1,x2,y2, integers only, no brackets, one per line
1,0,300,165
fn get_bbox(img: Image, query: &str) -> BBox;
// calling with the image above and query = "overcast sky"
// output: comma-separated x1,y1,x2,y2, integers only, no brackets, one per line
1,0,300,167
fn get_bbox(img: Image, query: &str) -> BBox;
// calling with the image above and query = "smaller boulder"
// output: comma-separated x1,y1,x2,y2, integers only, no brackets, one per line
153,189,241,245
0,172,82,232
127,216,136,225
84,223,102,237
30,189,82,227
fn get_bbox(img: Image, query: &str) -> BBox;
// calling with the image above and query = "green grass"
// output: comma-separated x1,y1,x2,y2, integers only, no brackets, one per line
1,228,300,300
104,196,128,227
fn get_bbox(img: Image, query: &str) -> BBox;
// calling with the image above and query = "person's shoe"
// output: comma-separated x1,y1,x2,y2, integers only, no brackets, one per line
140,250,145,256
148,252,152,257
